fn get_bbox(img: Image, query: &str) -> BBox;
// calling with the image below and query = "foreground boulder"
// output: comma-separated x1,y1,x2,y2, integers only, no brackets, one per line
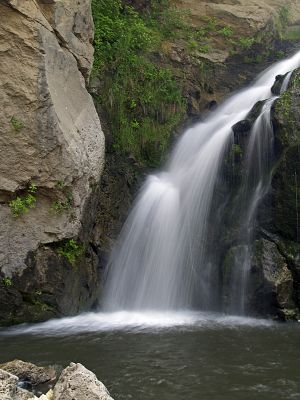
0,360,56,387
0,362,113,400
0,369,32,400
53,363,113,400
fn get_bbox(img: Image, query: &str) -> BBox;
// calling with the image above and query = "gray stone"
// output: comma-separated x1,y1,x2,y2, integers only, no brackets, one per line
53,363,114,400
0,360,56,386
0,369,33,400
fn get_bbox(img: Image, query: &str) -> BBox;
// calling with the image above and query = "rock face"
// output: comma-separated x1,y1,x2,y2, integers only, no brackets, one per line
0,1,105,325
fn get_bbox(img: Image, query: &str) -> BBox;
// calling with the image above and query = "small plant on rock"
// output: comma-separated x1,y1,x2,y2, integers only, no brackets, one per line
10,116,24,132
58,239,84,265
52,191,73,214
2,277,12,287
9,183,37,217
218,26,234,37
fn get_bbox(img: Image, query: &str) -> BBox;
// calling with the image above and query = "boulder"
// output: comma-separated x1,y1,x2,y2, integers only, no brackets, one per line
0,360,56,387
52,363,114,400
0,369,32,400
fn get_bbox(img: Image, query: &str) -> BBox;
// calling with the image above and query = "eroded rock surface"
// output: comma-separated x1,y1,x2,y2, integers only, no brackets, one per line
0,362,113,400
0,360,56,387
52,363,114,400
0,0,105,325
0,369,32,400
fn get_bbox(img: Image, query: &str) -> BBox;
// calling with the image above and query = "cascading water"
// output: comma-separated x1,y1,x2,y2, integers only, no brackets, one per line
103,51,300,314
225,96,277,314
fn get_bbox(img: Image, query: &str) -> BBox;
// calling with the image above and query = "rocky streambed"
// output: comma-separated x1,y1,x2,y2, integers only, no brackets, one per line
0,360,113,400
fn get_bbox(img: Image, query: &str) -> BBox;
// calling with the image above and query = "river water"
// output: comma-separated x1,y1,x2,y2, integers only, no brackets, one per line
0,312,300,399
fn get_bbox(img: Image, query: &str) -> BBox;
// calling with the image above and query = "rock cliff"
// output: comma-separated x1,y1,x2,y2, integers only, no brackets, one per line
0,0,105,325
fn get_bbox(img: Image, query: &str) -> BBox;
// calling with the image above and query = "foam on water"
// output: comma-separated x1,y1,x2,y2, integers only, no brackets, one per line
0,311,274,336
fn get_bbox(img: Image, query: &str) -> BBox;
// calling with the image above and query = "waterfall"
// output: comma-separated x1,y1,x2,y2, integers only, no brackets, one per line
103,51,300,313
224,97,277,314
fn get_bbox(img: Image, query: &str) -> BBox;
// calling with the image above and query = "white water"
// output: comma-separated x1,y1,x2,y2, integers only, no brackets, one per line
0,311,274,336
103,51,300,313
226,96,277,314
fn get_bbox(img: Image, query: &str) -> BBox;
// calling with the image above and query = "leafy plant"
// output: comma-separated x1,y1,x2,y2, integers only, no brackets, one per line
28,183,37,194
52,199,72,214
52,193,73,214
237,37,255,49
10,116,24,132
58,239,84,265
2,277,12,287
9,183,37,217
218,26,234,37
52,182,73,214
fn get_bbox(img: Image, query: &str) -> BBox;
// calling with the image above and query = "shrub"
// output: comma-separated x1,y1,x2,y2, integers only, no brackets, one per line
58,239,84,265
2,277,12,287
9,183,37,217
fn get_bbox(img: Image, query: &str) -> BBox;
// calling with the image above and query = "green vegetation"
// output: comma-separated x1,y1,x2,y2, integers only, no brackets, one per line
2,277,12,287
92,0,187,166
283,25,300,41
52,193,73,214
56,180,66,190
276,90,292,120
232,144,243,157
279,5,290,28
237,37,255,49
9,183,37,217
52,181,73,214
91,1,283,165
58,239,84,265
52,198,72,214
10,116,24,132
218,26,233,38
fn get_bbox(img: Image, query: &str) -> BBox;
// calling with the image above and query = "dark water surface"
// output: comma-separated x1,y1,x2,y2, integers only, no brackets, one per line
0,312,299,400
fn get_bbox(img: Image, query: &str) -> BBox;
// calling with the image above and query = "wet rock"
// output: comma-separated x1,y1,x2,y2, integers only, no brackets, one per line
0,360,56,387
52,363,114,400
248,239,298,320
232,100,265,144
271,73,289,95
232,120,251,135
